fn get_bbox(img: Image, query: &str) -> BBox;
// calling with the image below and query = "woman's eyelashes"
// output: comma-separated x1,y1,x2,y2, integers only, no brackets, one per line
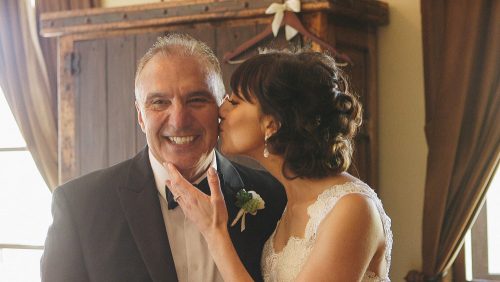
226,97,238,106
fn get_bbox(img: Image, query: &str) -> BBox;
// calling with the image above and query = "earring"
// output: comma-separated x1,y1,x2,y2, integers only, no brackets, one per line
263,135,270,158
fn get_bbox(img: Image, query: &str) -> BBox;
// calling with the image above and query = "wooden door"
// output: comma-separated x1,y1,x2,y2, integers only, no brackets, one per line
49,2,388,189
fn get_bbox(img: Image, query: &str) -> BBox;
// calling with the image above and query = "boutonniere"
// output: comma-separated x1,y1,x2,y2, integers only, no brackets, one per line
230,189,265,232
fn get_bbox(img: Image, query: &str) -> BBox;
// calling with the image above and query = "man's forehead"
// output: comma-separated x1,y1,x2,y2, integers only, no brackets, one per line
138,54,209,83
149,52,208,72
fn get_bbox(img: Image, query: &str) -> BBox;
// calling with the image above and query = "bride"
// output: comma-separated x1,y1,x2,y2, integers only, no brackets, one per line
165,50,392,281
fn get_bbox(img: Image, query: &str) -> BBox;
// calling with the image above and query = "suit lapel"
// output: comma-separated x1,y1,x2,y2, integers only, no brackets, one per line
117,148,177,281
216,151,244,221
215,152,254,259
216,151,244,195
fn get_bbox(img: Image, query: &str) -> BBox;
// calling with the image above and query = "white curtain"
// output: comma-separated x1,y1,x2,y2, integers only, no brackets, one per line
0,0,58,189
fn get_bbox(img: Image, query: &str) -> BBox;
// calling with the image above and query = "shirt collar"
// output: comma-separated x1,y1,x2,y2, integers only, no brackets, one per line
149,150,217,200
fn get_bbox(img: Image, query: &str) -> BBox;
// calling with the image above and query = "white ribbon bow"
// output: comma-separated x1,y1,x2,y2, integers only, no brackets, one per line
265,0,301,40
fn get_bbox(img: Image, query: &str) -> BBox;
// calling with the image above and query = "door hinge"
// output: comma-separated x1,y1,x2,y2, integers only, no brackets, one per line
64,52,80,75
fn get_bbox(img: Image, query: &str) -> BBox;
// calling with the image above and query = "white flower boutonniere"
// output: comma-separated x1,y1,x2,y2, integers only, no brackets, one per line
230,189,265,232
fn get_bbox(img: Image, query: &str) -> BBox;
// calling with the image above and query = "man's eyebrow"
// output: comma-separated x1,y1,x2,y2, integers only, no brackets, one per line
144,92,168,100
142,91,215,102
187,91,215,100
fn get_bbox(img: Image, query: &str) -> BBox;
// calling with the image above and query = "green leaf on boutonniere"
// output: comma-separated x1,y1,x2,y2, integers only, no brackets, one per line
231,189,265,232
235,189,253,208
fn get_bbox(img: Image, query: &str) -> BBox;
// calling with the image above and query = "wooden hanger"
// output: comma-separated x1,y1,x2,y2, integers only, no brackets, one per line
223,11,353,64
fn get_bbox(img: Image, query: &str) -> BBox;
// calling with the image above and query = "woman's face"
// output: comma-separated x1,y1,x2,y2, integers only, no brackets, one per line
218,93,267,159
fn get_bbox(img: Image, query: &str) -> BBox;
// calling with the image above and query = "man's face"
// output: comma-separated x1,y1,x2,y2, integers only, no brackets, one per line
135,54,219,181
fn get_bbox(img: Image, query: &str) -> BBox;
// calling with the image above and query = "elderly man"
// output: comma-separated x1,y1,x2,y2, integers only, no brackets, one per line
41,33,286,282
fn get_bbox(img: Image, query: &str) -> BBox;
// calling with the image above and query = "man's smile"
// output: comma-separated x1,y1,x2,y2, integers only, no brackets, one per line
165,135,197,145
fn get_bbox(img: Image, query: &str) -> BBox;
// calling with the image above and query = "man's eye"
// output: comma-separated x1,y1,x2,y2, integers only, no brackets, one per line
148,99,169,110
189,98,211,104
152,99,167,104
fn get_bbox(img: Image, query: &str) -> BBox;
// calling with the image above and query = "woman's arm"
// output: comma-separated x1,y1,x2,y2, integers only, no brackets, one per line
166,163,254,282
295,193,385,282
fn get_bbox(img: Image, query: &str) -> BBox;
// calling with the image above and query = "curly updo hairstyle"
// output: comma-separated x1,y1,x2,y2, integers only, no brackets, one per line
230,50,362,179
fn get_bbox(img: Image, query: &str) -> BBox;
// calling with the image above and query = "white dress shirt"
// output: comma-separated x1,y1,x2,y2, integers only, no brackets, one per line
149,150,224,282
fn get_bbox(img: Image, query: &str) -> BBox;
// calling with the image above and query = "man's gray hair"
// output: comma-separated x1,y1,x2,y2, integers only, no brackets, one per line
135,33,225,105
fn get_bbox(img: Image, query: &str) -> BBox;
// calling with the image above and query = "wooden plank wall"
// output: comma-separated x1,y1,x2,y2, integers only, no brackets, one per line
67,18,378,188
75,39,108,175
134,32,162,153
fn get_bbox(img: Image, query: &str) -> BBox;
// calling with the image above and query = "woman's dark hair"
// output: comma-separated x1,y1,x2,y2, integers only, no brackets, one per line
230,50,362,179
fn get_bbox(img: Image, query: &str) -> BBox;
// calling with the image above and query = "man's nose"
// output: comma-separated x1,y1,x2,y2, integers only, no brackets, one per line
169,102,190,129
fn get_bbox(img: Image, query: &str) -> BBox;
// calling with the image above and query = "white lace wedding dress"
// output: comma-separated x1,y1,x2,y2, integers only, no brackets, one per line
261,181,392,282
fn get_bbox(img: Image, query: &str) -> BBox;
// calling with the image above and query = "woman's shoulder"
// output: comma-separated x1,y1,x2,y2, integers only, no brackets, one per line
324,192,380,225
310,184,385,252
311,176,392,280
311,174,392,250
311,174,374,204
306,174,386,238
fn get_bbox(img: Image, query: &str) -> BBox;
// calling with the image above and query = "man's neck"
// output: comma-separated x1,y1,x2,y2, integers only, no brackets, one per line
180,151,216,183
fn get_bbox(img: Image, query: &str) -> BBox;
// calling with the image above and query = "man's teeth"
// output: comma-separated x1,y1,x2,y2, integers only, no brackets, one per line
168,136,195,144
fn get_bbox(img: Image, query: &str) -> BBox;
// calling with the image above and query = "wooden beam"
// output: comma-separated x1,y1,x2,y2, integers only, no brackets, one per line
40,0,388,37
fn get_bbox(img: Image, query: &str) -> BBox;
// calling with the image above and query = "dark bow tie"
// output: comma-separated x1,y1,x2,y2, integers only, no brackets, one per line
165,172,223,210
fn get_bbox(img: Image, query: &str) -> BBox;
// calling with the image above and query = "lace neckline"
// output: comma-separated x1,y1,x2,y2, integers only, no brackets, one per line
265,180,390,281
270,180,361,254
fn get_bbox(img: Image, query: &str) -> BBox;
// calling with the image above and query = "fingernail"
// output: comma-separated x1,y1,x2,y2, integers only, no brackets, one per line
208,167,215,176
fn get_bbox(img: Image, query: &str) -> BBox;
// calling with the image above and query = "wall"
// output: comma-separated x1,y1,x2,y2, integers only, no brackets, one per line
101,0,428,281
378,0,426,281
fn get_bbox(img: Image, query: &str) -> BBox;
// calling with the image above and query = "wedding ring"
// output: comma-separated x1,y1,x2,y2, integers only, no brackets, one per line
174,195,182,202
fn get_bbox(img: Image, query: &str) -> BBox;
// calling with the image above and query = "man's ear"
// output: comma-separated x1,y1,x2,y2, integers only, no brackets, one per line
135,101,146,133
261,115,280,138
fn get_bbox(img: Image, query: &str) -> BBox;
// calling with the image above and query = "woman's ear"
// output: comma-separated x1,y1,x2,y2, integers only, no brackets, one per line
261,115,280,138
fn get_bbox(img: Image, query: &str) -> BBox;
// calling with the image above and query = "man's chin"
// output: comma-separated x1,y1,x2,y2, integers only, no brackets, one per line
160,157,195,169
163,154,213,175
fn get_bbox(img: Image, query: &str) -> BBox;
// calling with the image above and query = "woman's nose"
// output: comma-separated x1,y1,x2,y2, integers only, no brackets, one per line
219,96,229,118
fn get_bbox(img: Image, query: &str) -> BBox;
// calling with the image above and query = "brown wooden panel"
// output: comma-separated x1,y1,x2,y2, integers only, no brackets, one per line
75,39,108,175
216,20,259,94
58,37,77,184
40,1,388,37
134,32,163,152
106,35,137,166
173,23,216,50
